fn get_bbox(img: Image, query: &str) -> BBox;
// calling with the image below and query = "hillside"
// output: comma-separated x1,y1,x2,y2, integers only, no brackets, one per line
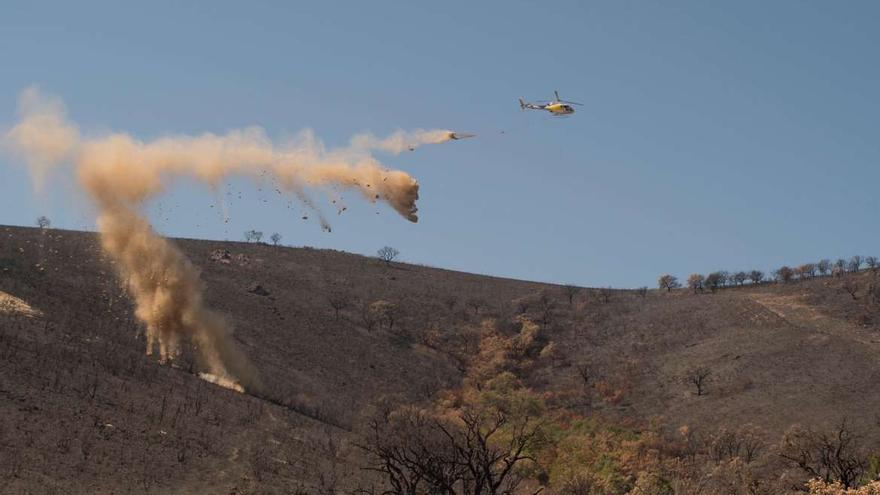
1,225,879,494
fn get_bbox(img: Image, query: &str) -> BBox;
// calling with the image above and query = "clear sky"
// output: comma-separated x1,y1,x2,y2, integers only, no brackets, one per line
1,1,878,288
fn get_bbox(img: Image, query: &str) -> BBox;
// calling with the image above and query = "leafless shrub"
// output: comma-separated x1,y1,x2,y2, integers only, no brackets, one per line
56,430,72,454
369,300,399,331
176,437,189,464
315,426,344,495
376,246,399,265
596,287,612,304
512,296,531,315
360,407,542,495
250,445,271,482
576,362,593,388
243,230,263,243
779,419,866,488
328,290,351,320
840,278,859,300
359,300,378,332
636,286,648,298
741,430,765,464
709,428,742,463
78,429,95,463
465,297,485,315
563,284,581,305
868,283,880,305
535,292,556,328
576,362,594,406
684,366,712,396
443,295,457,311
708,426,765,464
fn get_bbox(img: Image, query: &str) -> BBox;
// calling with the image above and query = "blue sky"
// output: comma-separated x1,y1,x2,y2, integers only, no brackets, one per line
1,1,878,288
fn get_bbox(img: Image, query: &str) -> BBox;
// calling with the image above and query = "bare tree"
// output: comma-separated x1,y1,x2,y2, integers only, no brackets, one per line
244,230,263,243
360,407,543,495
705,272,724,293
328,290,351,320
834,259,847,275
576,362,593,389
732,271,748,286
443,295,458,311
775,266,794,284
687,274,705,294
740,428,766,464
684,366,712,396
370,300,399,331
817,259,832,276
563,284,581,306
250,445,271,482
780,419,867,488
576,362,595,407
270,232,282,246
848,255,863,273
377,246,400,265
465,298,485,315
865,256,879,273
868,283,880,305
512,296,531,315
359,300,378,332
658,274,680,291
596,287,612,305
708,426,765,464
749,270,764,285
709,428,744,464
796,263,817,280
535,292,556,328
636,286,648,299
36,216,51,229
841,279,859,300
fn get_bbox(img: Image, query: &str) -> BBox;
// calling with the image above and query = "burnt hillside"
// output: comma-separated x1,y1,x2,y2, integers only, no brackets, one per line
1,224,879,493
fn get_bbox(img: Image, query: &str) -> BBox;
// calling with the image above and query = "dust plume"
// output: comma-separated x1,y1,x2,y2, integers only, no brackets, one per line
350,129,459,154
3,88,431,392
2,87,78,192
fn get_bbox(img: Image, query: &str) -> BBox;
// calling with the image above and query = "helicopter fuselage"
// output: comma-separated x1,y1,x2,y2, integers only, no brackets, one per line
544,103,575,115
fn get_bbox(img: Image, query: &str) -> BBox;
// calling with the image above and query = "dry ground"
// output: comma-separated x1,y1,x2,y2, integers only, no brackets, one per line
1,225,878,493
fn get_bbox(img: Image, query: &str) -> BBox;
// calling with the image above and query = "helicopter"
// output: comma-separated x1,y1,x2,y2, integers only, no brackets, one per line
519,90,583,116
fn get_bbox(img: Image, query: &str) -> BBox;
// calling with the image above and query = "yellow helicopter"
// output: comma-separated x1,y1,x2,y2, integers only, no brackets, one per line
519,90,583,116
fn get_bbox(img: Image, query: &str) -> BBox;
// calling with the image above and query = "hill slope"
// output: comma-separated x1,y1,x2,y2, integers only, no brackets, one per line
1,225,879,493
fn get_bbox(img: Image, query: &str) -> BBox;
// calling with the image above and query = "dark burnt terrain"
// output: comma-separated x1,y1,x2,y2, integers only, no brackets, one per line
1,225,879,493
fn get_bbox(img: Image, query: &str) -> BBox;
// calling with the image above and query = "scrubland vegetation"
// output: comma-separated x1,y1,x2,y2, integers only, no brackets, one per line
2,225,880,493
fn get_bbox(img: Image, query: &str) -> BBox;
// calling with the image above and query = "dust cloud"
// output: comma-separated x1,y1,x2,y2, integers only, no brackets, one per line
350,129,459,154
2,87,444,392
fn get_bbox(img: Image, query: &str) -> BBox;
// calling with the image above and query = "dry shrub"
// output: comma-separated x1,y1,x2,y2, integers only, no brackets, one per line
808,480,880,495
